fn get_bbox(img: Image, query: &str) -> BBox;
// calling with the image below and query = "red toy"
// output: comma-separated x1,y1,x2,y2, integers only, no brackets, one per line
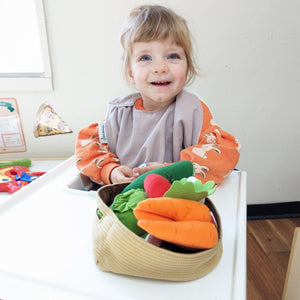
144,174,171,198
0,166,45,194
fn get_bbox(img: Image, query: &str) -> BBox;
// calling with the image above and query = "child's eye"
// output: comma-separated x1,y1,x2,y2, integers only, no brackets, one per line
139,55,151,61
168,53,180,59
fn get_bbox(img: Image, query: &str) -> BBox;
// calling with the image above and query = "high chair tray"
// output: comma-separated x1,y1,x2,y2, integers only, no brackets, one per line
0,156,247,300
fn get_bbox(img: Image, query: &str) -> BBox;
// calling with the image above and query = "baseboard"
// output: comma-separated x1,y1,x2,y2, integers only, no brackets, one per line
247,201,300,220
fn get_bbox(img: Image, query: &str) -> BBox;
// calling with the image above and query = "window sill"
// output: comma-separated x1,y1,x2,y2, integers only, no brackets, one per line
0,77,53,92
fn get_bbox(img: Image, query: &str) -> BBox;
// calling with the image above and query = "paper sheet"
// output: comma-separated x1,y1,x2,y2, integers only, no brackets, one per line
0,98,26,153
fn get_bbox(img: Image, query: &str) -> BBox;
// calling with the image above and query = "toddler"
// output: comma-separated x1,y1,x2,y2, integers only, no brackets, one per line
75,5,240,185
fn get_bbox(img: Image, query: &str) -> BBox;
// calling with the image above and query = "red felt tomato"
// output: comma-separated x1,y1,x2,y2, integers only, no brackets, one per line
144,174,172,198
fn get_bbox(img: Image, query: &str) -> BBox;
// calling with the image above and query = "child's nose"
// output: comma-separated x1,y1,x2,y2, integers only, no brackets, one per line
152,61,169,74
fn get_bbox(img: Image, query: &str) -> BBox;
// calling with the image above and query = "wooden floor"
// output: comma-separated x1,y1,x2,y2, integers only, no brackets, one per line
247,217,300,300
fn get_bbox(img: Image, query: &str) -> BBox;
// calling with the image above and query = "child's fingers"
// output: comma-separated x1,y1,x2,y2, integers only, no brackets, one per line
133,162,164,175
111,166,136,183
111,174,135,183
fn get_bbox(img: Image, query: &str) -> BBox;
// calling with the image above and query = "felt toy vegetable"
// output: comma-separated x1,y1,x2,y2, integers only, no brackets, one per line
180,178,216,196
109,188,148,236
163,178,216,200
0,159,31,168
138,219,218,249
134,197,218,249
144,174,171,198
134,197,212,222
122,160,194,193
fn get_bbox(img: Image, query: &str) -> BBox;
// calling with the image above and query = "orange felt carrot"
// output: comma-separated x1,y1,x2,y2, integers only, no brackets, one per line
138,220,218,249
134,197,211,222
134,209,172,222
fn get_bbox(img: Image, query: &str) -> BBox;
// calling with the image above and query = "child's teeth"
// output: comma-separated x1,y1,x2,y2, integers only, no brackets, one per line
153,81,170,85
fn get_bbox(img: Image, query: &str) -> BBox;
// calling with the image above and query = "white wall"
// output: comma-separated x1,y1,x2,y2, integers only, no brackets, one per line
0,0,299,204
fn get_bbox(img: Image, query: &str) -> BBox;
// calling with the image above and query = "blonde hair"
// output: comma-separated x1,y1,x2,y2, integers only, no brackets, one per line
120,5,198,85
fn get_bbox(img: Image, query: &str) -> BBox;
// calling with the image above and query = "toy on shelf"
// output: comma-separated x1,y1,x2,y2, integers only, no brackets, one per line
0,165,45,194
0,158,32,168
106,160,219,251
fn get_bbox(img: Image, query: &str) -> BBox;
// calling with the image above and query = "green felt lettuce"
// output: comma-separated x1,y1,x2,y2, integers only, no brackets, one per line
110,188,147,212
110,188,148,236
163,178,216,201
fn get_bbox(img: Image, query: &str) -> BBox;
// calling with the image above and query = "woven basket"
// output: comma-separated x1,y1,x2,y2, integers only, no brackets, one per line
93,182,223,281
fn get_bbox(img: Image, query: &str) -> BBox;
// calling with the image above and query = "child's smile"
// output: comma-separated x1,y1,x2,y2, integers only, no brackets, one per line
151,81,171,86
129,38,188,111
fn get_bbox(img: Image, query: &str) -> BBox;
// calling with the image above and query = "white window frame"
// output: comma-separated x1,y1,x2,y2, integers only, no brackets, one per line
0,0,52,92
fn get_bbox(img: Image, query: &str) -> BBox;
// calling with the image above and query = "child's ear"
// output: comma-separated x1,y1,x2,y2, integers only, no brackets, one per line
128,69,135,84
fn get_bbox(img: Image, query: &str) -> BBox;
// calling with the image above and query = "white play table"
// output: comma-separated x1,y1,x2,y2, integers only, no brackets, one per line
0,157,247,300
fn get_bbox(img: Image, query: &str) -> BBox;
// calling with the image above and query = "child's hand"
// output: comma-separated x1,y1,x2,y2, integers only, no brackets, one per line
133,162,164,176
110,166,137,184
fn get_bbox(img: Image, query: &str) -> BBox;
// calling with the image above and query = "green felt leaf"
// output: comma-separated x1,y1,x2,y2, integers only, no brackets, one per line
163,178,216,200
192,179,216,196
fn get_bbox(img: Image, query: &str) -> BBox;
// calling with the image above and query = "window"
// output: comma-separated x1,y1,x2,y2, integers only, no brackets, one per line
0,0,52,91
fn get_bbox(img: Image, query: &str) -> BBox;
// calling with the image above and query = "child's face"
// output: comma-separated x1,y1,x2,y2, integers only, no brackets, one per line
128,38,187,111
